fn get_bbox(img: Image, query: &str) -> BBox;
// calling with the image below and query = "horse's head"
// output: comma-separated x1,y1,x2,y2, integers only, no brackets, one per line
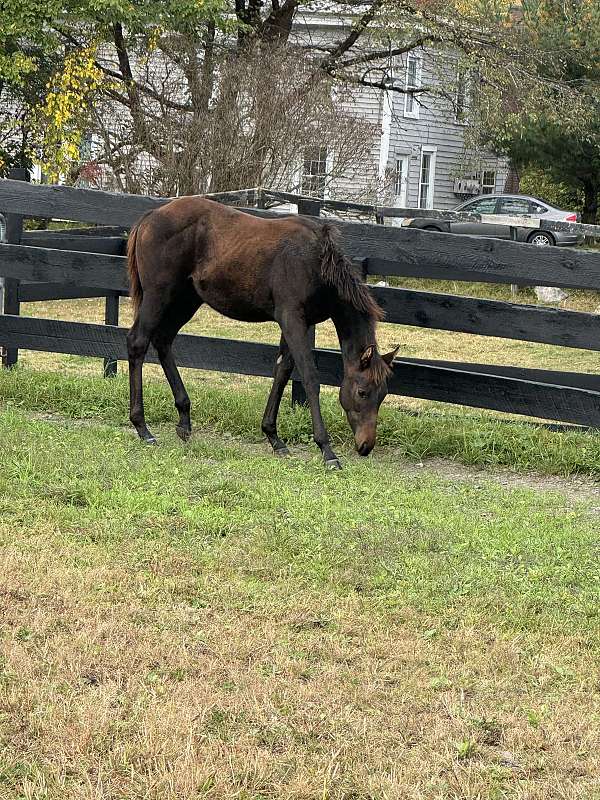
338,344,399,456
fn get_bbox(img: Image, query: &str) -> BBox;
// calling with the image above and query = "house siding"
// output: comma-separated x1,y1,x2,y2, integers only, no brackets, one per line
386,49,509,210
293,18,510,210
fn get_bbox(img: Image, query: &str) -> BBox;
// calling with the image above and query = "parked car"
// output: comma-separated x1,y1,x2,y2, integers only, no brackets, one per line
404,194,584,247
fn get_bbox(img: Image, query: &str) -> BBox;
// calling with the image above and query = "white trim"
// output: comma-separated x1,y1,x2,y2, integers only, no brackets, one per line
377,90,393,200
393,154,410,207
404,54,421,119
480,169,497,195
418,146,437,209
299,145,330,200
324,148,334,200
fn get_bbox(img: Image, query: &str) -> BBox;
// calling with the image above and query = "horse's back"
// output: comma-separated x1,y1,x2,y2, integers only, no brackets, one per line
134,195,324,321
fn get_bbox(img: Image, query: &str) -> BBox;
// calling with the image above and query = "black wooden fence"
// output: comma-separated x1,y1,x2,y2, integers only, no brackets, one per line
2,177,600,427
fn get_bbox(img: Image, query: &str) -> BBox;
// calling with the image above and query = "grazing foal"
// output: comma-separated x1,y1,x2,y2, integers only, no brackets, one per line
127,197,398,468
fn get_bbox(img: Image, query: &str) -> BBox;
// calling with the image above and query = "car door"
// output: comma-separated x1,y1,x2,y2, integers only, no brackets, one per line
450,196,500,236
494,197,533,239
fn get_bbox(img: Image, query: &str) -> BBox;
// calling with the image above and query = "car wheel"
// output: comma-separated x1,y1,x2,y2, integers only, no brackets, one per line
527,231,555,246
423,225,442,232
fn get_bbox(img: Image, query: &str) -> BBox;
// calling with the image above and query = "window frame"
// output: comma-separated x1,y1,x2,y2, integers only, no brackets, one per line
480,170,497,195
404,54,421,119
418,146,437,210
301,145,330,200
393,154,410,206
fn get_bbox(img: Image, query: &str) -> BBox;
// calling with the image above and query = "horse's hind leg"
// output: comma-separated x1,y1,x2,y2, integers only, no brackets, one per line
152,291,202,441
262,335,294,456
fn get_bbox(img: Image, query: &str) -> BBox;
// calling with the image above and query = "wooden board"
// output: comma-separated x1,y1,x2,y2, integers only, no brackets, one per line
3,180,600,289
0,181,256,226
21,234,125,255
0,243,127,291
353,228,600,290
372,286,600,351
2,313,600,426
4,243,600,352
18,284,118,302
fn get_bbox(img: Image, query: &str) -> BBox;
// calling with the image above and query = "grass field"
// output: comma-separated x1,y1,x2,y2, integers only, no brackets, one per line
1,367,600,800
1,287,600,799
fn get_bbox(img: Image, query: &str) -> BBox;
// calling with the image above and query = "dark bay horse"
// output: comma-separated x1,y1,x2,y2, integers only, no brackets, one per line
126,196,399,468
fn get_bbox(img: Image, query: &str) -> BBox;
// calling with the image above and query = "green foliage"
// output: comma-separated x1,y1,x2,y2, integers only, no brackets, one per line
519,167,582,211
477,0,600,221
0,0,228,176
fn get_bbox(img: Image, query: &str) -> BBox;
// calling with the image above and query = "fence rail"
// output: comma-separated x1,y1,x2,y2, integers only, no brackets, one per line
261,189,600,238
2,178,600,428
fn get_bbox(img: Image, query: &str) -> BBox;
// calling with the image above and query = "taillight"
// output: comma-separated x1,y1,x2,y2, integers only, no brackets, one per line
565,213,578,222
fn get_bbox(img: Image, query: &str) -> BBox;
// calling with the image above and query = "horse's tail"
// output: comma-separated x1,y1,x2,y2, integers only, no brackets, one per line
127,215,147,313
319,223,384,321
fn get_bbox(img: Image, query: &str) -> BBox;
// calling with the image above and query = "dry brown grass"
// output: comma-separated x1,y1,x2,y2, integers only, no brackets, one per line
1,537,599,800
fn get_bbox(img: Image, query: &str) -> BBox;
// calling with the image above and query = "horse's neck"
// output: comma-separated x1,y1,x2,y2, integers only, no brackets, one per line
332,301,376,366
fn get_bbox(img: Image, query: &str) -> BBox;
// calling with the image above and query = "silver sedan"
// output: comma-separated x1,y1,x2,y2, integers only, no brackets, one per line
406,194,584,247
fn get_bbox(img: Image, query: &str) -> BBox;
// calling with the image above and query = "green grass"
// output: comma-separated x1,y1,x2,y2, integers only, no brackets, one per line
2,366,600,478
1,403,598,634
1,372,600,799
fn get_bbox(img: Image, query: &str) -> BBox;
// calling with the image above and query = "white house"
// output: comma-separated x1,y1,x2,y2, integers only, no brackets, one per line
294,1,510,209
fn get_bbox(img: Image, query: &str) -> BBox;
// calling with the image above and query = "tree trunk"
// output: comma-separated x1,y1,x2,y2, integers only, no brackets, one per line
582,179,599,224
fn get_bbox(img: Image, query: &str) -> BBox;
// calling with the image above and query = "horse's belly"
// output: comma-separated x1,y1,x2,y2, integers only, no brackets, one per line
197,276,273,323
206,297,272,323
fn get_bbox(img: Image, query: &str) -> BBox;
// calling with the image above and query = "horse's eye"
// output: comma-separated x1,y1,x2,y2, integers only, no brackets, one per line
357,389,368,399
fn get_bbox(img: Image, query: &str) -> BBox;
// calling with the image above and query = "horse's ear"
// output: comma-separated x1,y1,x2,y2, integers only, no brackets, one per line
382,344,400,367
360,345,376,370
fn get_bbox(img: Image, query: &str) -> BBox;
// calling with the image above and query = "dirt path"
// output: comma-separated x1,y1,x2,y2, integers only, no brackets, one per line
394,455,600,506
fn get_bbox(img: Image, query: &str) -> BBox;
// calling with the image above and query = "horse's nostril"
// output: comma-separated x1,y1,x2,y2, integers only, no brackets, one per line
357,441,372,456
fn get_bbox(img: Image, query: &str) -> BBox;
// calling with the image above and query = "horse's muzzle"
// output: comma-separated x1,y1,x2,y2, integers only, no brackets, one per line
356,439,375,457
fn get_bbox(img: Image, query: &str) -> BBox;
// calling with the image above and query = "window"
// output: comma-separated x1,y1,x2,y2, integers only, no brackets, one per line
301,147,329,199
456,67,477,123
529,201,548,214
418,148,436,209
456,69,469,123
394,155,409,206
462,197,498,214
480,170,496,194
497,197,531,216
404,54,421,118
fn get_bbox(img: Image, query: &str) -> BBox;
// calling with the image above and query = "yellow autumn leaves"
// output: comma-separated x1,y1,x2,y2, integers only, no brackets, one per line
34,47,103,182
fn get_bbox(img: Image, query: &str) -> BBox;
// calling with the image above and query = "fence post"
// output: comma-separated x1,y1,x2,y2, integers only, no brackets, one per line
1,167,29,368
103,292,120,376
292,198,321,407
510,226,519,297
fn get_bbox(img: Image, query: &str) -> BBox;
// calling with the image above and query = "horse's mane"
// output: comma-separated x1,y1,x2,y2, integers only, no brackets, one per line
319,223,384,323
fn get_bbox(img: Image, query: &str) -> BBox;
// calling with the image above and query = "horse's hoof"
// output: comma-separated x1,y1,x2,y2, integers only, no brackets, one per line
143,436,158,446
274,446,290,457
176,425,192,442
325,458,342,470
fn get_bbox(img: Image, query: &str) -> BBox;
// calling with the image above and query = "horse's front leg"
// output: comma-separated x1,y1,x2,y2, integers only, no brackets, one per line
262,335,294,456
277,311,341,470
